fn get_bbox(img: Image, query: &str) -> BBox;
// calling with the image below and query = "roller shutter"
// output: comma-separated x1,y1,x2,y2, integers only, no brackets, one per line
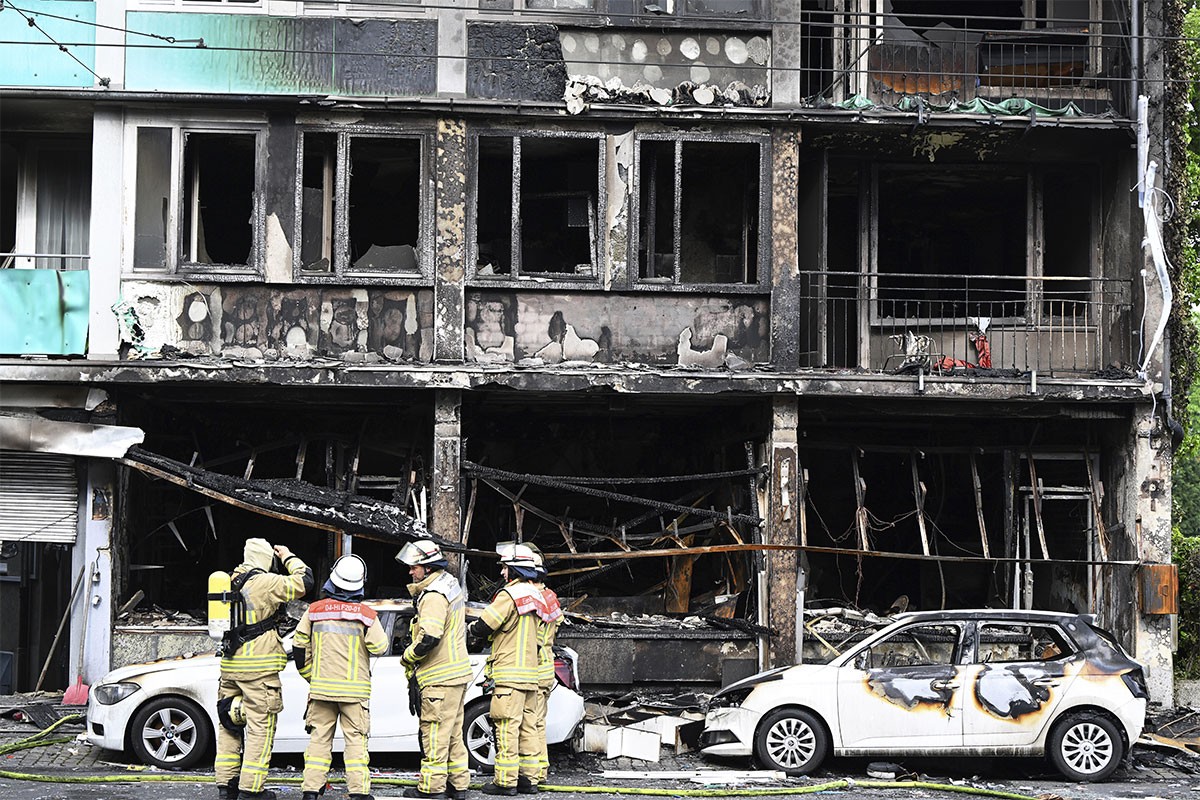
0,452,79,544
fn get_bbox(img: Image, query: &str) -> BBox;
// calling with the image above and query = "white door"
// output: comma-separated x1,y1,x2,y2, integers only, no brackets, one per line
837,622,966,749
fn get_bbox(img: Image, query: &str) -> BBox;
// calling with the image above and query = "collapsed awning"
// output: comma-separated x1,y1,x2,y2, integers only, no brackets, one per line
0,413,144,458
119,446,451,549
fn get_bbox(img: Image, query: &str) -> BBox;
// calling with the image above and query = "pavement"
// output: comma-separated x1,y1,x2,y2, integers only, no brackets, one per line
3,701,1200,800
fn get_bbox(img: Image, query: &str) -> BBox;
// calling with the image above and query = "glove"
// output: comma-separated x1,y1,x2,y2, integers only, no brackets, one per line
402,649,418,681
408,675,421,716
478,676,495,695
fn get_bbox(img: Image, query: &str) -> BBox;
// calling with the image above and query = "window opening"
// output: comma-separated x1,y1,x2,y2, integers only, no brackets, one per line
134,128,172,271
182,132,256,268
977,623,1074,663
637,139,760,285
475,136,514,276
299,132,336,273
520,137,598,276
473,134,601,280
864,623,961,669
876,168,1026,320
1,141,18,268
348,137,421,274
34,147,91,270
1042,169,1093,318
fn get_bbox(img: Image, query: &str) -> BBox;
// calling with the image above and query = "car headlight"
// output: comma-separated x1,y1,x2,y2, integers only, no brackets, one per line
93,682,140,705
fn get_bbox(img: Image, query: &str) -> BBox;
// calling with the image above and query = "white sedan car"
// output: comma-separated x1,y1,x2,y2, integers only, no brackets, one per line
87,601,584,770
702,610,1148,782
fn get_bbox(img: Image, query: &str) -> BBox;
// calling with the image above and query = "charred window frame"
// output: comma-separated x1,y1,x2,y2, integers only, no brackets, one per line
130,123,265,276
634,135,768,288
294,129,431,282
469,132,605,283
976,622,1077,664
869,164,1098,325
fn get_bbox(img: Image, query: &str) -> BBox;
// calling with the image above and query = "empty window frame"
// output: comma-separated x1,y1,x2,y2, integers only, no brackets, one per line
871,165,1095,323
473,133,603,279
297,131,427,278
2,138,92,270
131,125,263,272
977,623,1075,664
636,137,764,285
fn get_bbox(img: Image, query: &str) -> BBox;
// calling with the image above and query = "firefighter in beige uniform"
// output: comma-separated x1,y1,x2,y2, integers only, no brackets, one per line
527,546,562,789
466,545,547,796
215,539,313,800
397,540,472,800
293,555,388,800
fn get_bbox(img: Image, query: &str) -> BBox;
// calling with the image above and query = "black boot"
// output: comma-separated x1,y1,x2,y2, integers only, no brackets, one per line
517,776,541,795
402,789,440,799
302,793,321,800
481,782,518,796
218,780,240,800
238,791,277,800
447,789,469,800
349,795,376,800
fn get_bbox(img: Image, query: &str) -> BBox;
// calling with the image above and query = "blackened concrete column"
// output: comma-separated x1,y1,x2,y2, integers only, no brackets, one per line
434,118,467,363
766,396,800,667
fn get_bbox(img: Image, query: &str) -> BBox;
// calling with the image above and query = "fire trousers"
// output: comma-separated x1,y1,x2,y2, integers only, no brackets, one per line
417,682,470,794
529,684,552,784
215,673,284,794
302,698,372,795
489,684,539,788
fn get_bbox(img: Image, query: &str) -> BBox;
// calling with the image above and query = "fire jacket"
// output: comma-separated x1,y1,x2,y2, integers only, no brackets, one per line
533,583,563,689
404,570,472,689
220,552,312,677
294,598,388,701
474,580,551,688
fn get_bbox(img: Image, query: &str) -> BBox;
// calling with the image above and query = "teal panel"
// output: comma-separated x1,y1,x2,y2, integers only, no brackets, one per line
124,12,437,95
0,270,90,355
0,0,96,88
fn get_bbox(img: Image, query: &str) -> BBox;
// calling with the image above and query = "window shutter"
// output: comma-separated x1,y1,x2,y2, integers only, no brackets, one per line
0,453,79,544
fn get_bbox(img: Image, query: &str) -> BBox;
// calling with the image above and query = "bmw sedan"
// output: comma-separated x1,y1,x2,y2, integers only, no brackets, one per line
701,610,1147,782
87,601,584,771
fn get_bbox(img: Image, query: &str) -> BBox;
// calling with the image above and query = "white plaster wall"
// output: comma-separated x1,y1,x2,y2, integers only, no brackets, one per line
70,460,115,685
87,109,125,358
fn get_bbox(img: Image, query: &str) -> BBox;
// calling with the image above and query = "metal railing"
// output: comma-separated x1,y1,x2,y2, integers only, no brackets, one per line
797,271,1136,377
796,5,1135,118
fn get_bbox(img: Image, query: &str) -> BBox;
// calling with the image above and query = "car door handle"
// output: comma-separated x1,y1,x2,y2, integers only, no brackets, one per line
1033,677,1060,687
930,680,959,691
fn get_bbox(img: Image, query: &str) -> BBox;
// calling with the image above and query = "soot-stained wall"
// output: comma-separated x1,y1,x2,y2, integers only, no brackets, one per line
464,291,769,367
467,23,568,101
123,282,434,362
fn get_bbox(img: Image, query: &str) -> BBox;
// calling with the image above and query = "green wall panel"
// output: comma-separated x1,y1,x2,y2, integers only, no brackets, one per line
0,270,90,355
124,12,436,95
0,0,96,88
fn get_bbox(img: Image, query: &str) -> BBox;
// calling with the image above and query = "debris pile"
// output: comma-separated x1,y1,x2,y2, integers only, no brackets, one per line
579,692,708,762
564,75,769,114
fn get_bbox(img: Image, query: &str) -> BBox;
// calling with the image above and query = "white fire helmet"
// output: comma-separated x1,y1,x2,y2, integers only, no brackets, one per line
397,539,445,567
330,554,367,592
499,543,538,571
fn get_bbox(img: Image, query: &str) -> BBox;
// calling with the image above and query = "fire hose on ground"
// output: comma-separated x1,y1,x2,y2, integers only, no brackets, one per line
0,716,1058,799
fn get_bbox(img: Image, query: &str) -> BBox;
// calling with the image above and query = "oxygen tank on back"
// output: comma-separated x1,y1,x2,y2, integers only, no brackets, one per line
207,570,233,640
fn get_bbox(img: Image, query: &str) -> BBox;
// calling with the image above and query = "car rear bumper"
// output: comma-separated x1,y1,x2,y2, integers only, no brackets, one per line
700,705,758,757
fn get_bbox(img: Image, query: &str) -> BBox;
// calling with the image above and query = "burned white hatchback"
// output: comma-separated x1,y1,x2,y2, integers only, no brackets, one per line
701,610,1147,782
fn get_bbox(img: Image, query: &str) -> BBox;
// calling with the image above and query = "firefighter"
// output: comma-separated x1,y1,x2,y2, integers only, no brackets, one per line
526,544,562,790
293,554,388,800
396,540,472,800
215,538,313,800
466,544,547,796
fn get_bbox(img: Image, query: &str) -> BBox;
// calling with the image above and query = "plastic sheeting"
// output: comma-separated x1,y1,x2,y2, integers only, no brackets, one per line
832,94,1088,118
0,269,90,355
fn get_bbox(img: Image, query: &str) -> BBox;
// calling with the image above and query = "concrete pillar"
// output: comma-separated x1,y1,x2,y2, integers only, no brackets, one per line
770,0,802,106
1132,409,1174,704
766,396,800,668
434,118,467,363
87,109,124,359
770,129,801,368
70,459,115,683
431,389,463,550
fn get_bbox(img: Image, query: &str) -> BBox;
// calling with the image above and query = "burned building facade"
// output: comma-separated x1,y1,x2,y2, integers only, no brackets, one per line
0,0,1180,702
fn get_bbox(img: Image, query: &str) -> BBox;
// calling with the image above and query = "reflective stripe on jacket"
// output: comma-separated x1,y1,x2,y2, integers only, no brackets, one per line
405,570,472,688
479,581,542,687
294,598,388,700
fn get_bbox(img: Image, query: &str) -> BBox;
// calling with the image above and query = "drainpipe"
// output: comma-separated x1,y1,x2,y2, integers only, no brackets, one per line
1131,0,1141,114
1140,159,1172,379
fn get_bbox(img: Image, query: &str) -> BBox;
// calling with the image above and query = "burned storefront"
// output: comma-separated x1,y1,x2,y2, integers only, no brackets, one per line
0,0,1180,706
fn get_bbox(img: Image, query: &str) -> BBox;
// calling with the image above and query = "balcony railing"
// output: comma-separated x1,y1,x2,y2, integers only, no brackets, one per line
798,4,1134,118
797,271,1135,377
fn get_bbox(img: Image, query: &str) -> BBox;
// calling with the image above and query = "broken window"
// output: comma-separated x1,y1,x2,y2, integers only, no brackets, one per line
298,131,425,277
132,124,262,273
472,134,602,279
637,138,762,285
977,623,1075,663
862,623,962,669
183,133,256,268
0,137,91,270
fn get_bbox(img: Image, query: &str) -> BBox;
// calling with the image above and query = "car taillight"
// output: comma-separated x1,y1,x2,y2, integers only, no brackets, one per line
1122,668,1148,699
554,657,575,690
